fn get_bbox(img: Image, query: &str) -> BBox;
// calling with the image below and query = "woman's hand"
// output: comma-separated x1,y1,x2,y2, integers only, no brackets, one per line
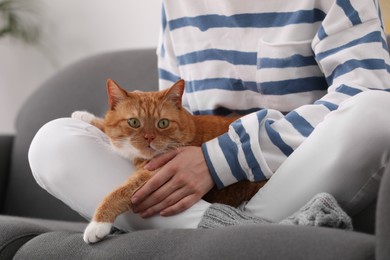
131,146,214,218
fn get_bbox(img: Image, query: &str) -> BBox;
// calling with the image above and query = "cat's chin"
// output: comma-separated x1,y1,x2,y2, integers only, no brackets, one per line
111,141,167,161
138,148,163,160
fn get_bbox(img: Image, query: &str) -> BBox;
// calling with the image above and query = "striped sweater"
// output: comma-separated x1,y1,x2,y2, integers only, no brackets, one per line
157,0,390,188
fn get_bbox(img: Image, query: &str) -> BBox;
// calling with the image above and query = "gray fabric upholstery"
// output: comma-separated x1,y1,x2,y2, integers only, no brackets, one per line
14,225,374,260
376,166,390,260
0,215,86,260
0,135,13,211
0,46,389,259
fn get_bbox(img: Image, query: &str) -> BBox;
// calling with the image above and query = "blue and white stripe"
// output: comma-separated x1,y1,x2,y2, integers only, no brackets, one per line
158,0,390,188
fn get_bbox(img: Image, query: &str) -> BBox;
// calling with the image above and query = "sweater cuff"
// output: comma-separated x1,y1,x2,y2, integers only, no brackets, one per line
202,133,247,189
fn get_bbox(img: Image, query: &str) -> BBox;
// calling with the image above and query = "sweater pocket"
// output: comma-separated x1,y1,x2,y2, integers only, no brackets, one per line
256,38,327,108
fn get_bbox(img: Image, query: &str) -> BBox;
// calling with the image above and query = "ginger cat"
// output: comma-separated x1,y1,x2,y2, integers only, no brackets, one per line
72,79,266,243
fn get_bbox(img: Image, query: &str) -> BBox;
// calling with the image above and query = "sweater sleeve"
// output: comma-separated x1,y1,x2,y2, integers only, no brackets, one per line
203,0,390,188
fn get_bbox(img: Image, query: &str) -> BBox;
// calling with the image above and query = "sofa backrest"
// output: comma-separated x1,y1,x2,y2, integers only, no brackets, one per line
3,49,158,221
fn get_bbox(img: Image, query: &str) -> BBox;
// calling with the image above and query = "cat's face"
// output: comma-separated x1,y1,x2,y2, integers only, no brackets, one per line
103,79,194,160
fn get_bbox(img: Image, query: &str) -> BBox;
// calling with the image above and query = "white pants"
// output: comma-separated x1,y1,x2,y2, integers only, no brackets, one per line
28,91,390,231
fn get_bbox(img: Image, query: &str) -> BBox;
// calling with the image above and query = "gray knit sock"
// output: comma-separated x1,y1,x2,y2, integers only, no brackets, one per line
198,192,352,230
198,203,272,229
279,192,353,230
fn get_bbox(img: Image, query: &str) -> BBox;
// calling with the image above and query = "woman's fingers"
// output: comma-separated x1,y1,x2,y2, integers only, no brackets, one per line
160,194,200,217
131,146,214,217
131,165,174,205
138,187,194,218
144,149,179,171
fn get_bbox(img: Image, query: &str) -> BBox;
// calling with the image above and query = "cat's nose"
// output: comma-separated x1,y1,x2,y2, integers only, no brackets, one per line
144,133,155,144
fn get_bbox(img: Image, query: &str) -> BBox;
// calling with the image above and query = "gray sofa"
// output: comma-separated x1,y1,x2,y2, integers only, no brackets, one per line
0,47,389,260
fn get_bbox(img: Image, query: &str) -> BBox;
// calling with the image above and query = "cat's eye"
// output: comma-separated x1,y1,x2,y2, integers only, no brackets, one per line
157,119,170,129
128,118,141,128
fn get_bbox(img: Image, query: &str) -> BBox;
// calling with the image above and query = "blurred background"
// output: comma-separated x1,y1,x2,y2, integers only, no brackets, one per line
0,0,389,134
382,0,390,31
0,0,160,134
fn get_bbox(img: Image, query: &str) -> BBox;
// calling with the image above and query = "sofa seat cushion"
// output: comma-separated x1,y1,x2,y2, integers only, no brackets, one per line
14,224,374,260
0,215,86,259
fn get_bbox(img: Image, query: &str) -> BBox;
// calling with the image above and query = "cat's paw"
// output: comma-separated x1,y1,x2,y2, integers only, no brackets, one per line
72,111,96,123
83,221,112,244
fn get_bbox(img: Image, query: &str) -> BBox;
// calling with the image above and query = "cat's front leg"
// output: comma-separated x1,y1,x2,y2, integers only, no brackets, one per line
83,169,153,244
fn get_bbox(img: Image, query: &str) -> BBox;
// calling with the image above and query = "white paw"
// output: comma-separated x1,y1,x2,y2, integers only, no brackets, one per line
83,221,112,244
72,111,96,123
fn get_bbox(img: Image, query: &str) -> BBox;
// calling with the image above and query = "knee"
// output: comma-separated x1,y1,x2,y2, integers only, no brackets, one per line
29,118,79,161
345,90,390,115
28,118,94,188
338,91,390,139
340,91,390,128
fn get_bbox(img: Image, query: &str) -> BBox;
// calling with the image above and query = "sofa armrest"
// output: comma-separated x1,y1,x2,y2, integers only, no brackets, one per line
0,134,14,211
376,165,390,260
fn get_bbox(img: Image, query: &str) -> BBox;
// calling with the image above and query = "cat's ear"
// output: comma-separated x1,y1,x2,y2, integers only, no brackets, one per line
106,79,128,110
165,79,185,108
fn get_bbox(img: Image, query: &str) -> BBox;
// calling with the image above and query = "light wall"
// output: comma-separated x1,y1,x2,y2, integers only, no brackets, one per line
0,1,160,133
